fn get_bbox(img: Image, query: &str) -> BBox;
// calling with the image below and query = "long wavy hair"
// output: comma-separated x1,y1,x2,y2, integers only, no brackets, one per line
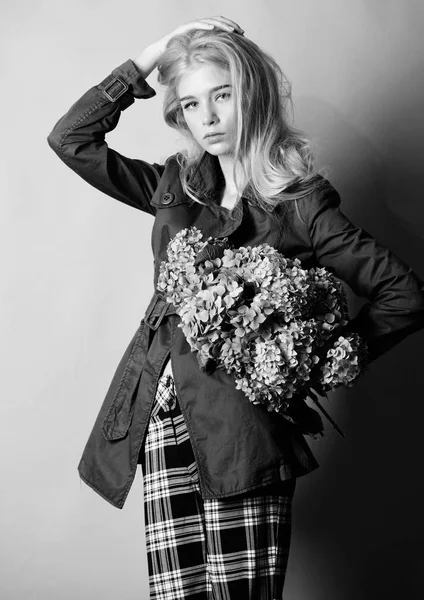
157,29,324,214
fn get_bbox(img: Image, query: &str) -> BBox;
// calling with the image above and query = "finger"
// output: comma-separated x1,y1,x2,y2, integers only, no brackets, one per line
207,17,244,34
174,17,244,38
210,15,243,30
197,16,244,34
172,20,217,36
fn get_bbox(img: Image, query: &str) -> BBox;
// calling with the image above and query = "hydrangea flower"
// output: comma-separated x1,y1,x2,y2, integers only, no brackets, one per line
157,227,369,436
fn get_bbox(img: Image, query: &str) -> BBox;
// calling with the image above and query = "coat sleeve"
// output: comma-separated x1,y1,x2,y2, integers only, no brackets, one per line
47,59,164,215
298,181,424,363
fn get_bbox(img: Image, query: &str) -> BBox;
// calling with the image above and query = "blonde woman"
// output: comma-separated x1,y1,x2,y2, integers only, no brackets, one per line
48,16,424,599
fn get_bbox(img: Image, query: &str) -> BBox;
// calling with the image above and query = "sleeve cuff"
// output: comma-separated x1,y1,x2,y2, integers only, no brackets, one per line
97,59,157,109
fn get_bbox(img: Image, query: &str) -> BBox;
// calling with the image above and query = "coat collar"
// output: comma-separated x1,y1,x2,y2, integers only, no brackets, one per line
189,152,258,206
189,152,226,202
187,152,323,210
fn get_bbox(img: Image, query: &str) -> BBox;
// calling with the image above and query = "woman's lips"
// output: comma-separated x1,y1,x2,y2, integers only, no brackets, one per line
204,133,225,142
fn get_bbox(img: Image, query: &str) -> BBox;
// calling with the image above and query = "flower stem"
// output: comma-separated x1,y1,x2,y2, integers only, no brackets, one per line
308,389,345,438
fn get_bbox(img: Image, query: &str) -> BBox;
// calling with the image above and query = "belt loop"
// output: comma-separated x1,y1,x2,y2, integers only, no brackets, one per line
144,292,170,330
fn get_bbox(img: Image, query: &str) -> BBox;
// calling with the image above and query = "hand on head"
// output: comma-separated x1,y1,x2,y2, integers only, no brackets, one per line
134,17,245,85
168,16,244,38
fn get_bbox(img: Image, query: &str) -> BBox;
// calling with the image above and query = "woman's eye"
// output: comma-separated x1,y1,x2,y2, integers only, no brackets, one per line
183,101,197,110
216,92,231,101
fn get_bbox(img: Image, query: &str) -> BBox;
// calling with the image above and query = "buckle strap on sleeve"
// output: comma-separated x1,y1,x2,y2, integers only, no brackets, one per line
102,77,129,102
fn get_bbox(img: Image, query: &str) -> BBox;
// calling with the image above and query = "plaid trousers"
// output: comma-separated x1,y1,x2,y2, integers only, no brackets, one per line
140,373,296,600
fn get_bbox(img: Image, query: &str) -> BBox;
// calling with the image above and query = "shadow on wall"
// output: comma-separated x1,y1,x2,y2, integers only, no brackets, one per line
285,64,424,600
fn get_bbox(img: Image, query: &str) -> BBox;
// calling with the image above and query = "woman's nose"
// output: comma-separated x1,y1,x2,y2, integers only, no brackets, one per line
201,107,218,126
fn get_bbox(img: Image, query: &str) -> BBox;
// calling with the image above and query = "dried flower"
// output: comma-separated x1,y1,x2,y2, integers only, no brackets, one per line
157,227,369,436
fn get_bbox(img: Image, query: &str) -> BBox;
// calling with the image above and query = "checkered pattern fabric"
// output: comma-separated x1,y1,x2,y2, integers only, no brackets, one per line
140,373,296,599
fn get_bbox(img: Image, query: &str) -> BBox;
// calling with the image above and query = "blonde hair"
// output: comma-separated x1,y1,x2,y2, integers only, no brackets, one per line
157,29,324,214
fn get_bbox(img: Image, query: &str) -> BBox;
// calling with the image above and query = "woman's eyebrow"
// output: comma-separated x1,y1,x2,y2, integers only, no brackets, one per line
179,84,232,102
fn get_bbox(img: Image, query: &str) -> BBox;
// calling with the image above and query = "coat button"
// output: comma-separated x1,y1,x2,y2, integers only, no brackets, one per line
162,192,174,205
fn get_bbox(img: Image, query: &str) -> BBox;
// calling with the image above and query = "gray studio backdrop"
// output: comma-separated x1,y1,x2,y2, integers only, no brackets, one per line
2,1,424,599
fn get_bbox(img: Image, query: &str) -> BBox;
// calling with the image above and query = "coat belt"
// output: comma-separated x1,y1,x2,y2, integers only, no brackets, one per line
100,292,178,441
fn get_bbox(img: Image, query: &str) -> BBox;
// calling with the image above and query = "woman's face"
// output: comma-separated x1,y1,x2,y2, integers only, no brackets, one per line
177,62,236,156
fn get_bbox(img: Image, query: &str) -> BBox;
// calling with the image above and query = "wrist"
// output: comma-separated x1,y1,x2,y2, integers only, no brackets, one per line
133,43,163,79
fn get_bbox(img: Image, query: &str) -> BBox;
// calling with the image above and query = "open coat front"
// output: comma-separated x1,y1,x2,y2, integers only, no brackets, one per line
47,60,424,509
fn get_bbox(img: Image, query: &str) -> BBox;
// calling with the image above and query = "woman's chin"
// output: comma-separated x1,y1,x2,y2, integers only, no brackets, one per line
204,145,235,157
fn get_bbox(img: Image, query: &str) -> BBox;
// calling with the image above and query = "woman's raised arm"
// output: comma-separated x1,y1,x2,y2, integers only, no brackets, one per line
47,57,165,215
47,17,244,214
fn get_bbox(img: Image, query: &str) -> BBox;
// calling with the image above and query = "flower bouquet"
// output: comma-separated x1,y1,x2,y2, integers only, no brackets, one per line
157,227,369,437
